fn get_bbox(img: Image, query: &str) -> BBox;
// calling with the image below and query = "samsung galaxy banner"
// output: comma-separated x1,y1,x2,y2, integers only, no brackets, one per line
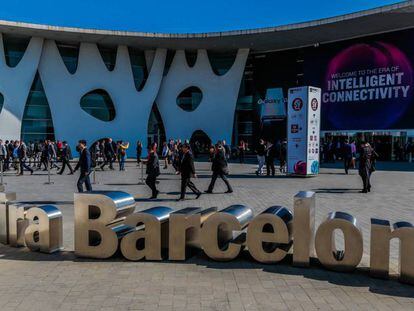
287,86,321,176
258,88,286,119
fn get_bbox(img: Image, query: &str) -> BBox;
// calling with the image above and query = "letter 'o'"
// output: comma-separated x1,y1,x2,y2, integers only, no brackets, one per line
315,212,363,272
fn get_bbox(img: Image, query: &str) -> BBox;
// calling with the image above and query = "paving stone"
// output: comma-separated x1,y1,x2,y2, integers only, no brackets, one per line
0,161,413,310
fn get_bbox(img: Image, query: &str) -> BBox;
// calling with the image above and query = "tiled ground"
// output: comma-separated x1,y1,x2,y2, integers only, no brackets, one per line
0,160,413,310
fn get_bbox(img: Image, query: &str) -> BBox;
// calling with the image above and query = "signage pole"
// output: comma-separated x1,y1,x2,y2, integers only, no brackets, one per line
0,158,4,186
45,158,53,185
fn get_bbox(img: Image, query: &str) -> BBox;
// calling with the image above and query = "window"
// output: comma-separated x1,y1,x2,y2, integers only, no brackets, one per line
128,48,148,91
207,50,237,75
176,87,203,111
80,89,116,121
97,44,117,71
56,42,80,74
2,34,30,67
163,50,176,76
21,72,55,142
0,93,3,114
185,50,197,67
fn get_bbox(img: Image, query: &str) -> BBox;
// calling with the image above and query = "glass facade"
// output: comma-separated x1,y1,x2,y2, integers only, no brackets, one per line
176,87,202,111
21,72,55,142
208,50,237,75
185,50,197,67
0,93,3,114
128,48,148,91
80,89,116,121
56,42,79,74
147,103,166,147
98,44,117,71
2,34,30,67
163,50,176,76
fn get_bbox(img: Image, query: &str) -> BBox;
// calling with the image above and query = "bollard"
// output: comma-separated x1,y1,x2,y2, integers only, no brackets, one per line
0,158,4,186
44,159,54,185
138,161,145,185
92,167,98,184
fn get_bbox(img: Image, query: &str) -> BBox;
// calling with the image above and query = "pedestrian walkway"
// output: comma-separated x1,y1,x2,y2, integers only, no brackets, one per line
0,162,413,310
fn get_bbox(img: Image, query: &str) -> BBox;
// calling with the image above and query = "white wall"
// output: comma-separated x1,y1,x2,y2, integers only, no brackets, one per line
0,33,249,156
156,49,249,145
38,40,166,155
0,35,43,140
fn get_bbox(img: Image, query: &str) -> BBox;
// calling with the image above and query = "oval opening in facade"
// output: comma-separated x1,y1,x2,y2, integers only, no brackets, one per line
176,86,203,112
80,89,116,121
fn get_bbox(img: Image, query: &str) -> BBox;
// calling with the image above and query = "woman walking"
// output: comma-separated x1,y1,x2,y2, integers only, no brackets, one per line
118,141,129,171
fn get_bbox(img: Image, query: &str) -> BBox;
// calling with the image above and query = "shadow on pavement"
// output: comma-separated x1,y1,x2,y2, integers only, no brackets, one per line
312,188,362,194
0,247,412,298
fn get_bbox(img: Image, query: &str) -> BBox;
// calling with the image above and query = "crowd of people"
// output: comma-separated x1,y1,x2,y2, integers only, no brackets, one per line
0,135,408,197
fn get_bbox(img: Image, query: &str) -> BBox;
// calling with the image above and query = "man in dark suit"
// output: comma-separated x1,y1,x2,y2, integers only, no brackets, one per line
205,142,233,194
74,140,92,192
58,141,74,175
100,138,115,170
146,142,160,199
177,143,201,201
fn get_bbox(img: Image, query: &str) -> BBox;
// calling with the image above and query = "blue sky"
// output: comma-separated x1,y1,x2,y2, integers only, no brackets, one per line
0,0,403,33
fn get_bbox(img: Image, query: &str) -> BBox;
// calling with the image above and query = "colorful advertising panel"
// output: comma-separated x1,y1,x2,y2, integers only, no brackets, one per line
305,29,414,131
287,86,321,176
258,88,286,119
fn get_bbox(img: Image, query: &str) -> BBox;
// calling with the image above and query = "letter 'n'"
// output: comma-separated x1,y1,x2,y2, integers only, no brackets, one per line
370,219,414,285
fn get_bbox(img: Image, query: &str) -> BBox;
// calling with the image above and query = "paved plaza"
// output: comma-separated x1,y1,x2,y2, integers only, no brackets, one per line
0,161,413,310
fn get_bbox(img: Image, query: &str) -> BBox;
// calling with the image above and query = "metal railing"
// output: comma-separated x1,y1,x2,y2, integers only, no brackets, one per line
0,158,147,186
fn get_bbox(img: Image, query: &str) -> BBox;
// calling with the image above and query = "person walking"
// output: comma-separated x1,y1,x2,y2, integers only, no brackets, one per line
205,142,233,194
358,141,373,193
17,141,33,175
58,141,74,175
74,140,92,192
0,139,6,171
100,138,115,170
136,141,143,166
145,143,160,199
48,141,60,170
161,142,169,169
255,139,266,176
238,140,246,164
343,139,353,174
118,141,129,171
177,143,202,201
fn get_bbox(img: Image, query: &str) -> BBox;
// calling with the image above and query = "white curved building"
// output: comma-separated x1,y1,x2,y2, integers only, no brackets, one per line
0,1,414,158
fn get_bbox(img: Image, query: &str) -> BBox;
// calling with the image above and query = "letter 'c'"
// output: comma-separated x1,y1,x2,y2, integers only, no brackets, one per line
201,213,242,261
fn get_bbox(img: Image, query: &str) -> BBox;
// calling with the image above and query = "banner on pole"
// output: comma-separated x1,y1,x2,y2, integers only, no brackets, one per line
287,86,321,176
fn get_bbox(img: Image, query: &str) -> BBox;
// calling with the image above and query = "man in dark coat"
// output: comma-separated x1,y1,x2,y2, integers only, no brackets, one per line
177,143,201,201
205,143,233,194
343,139,353,175
100,138,115,170
58,141,74,175
358,141,373,193
146,143,160,199
74,140,92,192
